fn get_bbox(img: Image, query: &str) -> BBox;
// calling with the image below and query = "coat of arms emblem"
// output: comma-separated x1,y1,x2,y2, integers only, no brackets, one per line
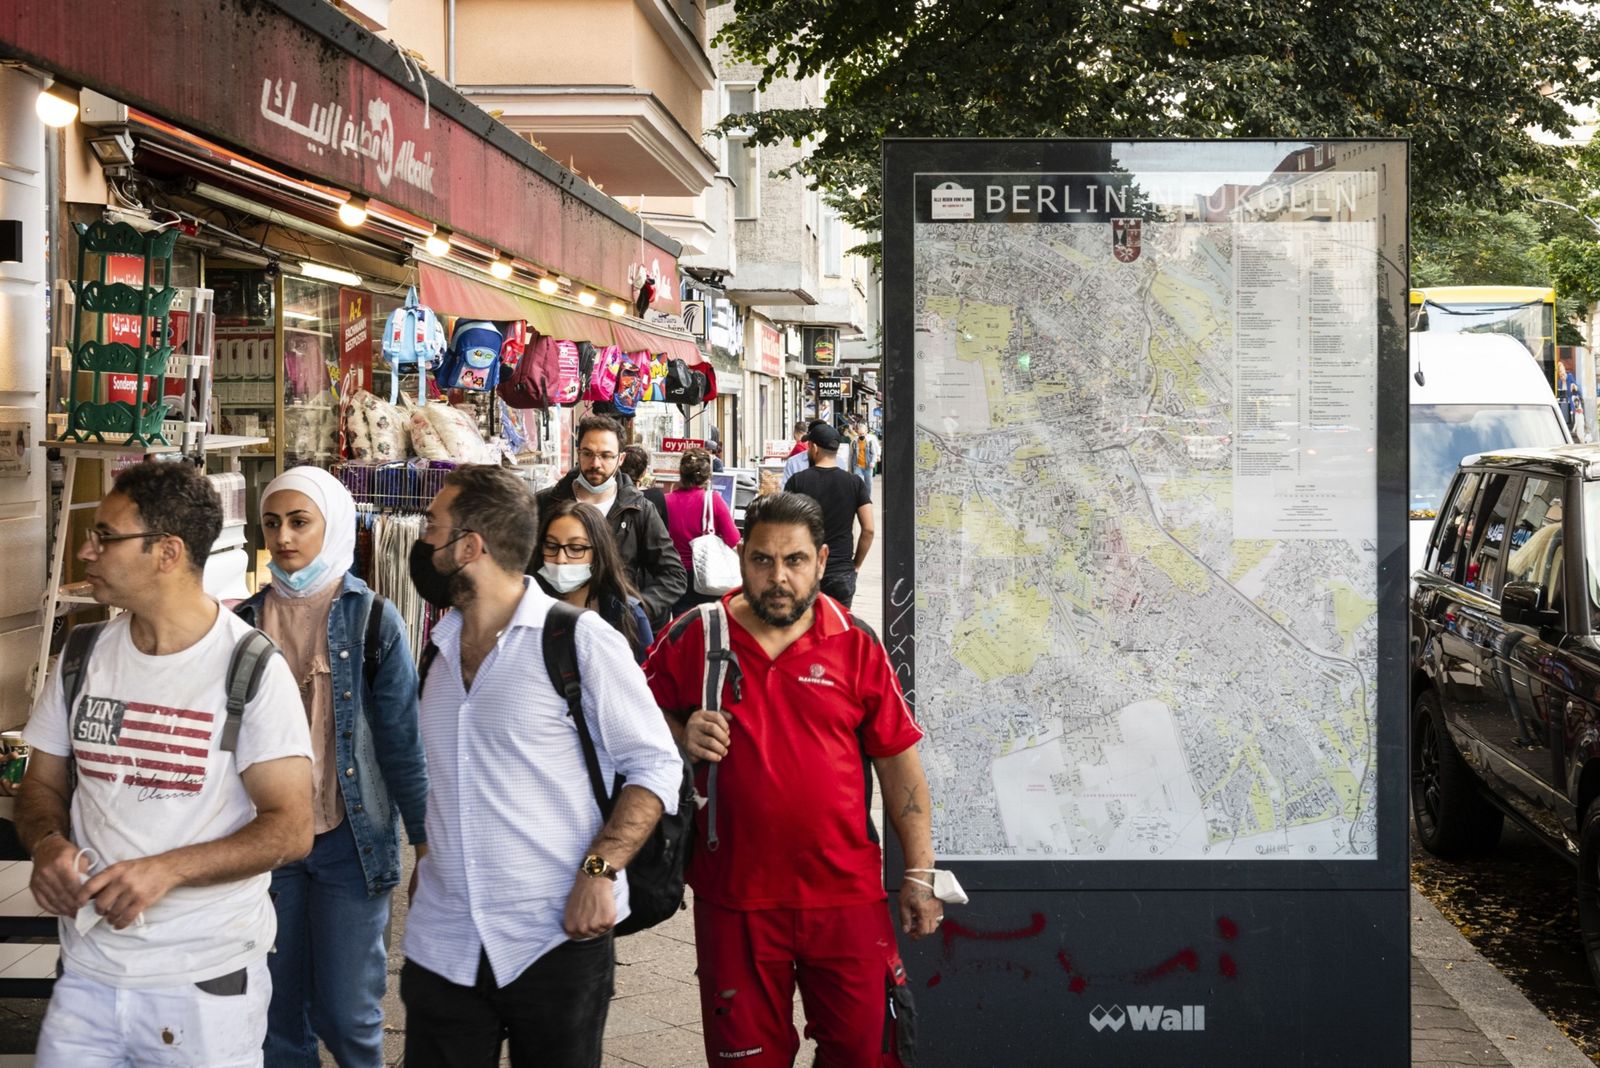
1112,218,1141,263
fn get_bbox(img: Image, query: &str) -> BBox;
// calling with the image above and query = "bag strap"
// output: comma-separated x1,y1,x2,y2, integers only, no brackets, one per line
417,641,439,696
362,594,386,694
702,486,715,537
544,601,617,821
61,622,107,797
222,629,279,753
700,602,740,852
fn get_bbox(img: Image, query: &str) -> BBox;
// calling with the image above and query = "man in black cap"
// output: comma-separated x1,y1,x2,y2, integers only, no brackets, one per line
784,421,874,608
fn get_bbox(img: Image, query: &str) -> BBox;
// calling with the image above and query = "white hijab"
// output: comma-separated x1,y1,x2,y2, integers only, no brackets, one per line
259,466,357,598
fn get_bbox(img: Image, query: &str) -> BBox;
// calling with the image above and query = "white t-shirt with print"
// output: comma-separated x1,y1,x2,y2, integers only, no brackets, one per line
25,606,312,988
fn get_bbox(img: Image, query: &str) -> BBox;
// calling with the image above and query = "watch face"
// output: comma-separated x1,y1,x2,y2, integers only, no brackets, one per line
583,855,610,876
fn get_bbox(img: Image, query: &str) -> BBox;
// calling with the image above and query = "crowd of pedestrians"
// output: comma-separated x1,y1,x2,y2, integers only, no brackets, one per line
12,422,938,1068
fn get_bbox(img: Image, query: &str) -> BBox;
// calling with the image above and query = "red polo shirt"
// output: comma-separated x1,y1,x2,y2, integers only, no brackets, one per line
644,592,923,910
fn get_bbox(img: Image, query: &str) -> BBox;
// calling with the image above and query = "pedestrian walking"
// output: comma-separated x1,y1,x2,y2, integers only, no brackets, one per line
18,460,313,1067
780,420,811,488
534,499,655,663
664,446,740,619
536,414,686,628
784,422,874,609
643,491,938,1067
849,418,879,500
620,444,667,526
235,466,428,1068
401,465,683,1068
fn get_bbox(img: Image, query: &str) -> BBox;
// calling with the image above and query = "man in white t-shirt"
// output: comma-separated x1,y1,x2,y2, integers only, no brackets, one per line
17,460,313,1068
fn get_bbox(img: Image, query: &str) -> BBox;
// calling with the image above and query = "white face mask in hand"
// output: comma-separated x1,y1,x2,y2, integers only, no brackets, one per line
904,867,969,905
71,847,144,936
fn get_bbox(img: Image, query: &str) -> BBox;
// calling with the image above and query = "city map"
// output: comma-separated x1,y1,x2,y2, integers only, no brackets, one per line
912,216,1379,861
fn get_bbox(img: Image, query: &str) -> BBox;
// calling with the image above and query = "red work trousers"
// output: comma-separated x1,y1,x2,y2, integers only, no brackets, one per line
693,897,912,1067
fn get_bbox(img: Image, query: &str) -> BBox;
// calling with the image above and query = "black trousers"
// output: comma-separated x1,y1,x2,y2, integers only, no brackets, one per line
401,936,615,1068
821,569,858,609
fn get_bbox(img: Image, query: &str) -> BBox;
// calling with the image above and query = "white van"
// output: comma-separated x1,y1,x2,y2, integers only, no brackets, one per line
1409,332,1572,576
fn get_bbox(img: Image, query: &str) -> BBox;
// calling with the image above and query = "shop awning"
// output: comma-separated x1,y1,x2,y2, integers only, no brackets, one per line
419,261,704,364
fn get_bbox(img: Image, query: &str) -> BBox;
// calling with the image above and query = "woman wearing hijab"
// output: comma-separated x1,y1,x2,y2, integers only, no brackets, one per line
533,499,654,661
235,467,428,1068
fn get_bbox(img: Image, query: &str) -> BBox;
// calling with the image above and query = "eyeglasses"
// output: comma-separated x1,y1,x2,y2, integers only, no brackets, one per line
542,540,593,561
578,449,618,464
84,529,170,552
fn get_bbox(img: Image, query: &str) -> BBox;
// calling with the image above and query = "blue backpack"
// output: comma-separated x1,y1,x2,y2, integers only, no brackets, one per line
382,287,447,405
436,319,503,392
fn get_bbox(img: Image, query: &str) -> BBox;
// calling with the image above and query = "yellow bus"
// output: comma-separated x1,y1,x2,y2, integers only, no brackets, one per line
1409,285,1558,388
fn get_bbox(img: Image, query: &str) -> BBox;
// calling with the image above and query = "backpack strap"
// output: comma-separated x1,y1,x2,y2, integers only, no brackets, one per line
362,594,386,694
60,622,107,796
545,602,616,822
417,641,439,696
221,630,279,753
699,602,741,852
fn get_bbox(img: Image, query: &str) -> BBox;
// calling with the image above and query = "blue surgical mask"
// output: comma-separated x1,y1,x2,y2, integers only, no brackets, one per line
269,556,332,593
575,471,616,495
540,561,592,594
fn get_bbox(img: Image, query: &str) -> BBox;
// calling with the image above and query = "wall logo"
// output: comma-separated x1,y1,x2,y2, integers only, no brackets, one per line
1112,218,1142,262
930,181,975,220
1090,1004,1206,1033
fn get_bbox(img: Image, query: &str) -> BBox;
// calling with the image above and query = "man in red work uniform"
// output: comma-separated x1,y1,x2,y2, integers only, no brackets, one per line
644,491,940,1067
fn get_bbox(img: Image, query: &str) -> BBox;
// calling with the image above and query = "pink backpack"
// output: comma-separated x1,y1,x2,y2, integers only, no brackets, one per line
584,345,624,403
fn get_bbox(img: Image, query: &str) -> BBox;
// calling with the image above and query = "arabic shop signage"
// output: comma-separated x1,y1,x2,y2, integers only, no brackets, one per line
260,78,435,196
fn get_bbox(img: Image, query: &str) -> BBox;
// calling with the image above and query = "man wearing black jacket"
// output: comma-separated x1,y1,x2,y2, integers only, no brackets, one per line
536,414,687,627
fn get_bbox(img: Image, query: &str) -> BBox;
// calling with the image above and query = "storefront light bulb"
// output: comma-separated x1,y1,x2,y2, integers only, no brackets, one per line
538,278,559,295
424,230,452,257
608,301,627,316
298,260,363,287
489,257,513,280
35,84,79,128
337,196,369,228
578,291,597,307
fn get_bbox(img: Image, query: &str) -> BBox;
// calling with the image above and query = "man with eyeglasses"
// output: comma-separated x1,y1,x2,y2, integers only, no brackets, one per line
535,413,686,628
16,460,313,1067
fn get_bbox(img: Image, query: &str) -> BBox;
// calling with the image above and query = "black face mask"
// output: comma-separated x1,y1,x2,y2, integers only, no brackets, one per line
409,533,470,610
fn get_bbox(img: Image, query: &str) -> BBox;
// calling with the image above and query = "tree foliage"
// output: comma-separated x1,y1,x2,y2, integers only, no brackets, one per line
715,0,1600,255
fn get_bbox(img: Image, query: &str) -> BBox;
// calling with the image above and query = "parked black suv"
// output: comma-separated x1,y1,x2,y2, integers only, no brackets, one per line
1411,444,1600,987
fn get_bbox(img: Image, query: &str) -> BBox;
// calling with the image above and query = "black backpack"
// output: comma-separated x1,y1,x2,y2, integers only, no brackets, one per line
418,602,695,934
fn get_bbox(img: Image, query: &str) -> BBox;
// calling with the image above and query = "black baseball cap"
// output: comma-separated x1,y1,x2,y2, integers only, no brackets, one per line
804,421,842,449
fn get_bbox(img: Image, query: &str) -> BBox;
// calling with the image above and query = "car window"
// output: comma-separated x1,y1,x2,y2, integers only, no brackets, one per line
1430,471,1483,581
1465,474,1518,597
1502,477,1565,613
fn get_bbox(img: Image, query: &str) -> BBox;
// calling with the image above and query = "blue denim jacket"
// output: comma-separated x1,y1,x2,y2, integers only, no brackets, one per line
237,572,428,897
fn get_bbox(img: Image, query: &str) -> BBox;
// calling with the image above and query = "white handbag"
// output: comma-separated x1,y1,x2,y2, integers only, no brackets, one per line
690,488,741,595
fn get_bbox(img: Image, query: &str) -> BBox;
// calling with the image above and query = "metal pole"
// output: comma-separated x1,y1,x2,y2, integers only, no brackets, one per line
1588,302,1599,443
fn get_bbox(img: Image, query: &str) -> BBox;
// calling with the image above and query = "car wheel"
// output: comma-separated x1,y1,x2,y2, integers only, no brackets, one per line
1411,690,1503,856
1578,803,1600,993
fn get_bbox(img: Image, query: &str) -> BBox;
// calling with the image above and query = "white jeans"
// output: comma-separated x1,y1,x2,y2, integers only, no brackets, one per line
36,957,270,1067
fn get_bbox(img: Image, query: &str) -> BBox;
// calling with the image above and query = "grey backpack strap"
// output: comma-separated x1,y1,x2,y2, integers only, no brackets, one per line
221,630,279,753
60,622,107,796
700,603,736,852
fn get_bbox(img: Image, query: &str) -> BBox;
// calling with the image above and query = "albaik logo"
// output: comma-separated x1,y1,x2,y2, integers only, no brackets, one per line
1089,1004,1206,1033
930,181,975,220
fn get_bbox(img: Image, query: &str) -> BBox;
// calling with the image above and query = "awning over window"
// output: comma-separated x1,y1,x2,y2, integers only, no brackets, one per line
419,261,702,364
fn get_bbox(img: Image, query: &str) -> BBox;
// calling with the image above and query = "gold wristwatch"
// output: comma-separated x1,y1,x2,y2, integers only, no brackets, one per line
581,854,618,880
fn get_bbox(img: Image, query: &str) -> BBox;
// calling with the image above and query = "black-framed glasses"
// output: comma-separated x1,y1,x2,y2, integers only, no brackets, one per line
84,529,170,552
542,540,593,560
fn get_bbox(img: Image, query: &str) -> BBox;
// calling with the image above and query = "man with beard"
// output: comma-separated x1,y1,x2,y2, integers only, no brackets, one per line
401,465,682,1067
536,414,685,628
643,492,939,1067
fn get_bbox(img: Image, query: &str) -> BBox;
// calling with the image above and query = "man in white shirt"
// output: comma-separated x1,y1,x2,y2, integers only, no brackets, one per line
18,460,314,1068
402,465,682,1068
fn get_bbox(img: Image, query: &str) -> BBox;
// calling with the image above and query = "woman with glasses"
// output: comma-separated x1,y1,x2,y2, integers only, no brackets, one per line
234,467,428,1068
534,499,654,662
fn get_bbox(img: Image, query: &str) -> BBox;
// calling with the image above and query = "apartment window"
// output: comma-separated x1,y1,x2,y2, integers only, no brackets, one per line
822,209,843,277
726,85,759,219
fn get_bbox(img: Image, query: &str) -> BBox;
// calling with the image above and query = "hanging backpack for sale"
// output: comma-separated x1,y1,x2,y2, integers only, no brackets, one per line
661,358,703,405
497,330,555,409
499,320,530,372
610,351,648,416
576,341,599,384
436,319,503,392
648,354,669,402
584,345,624,403
382,286,448,405
551,339,582,405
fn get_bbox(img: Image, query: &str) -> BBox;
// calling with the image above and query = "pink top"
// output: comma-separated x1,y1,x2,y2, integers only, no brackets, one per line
665,486,740,573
